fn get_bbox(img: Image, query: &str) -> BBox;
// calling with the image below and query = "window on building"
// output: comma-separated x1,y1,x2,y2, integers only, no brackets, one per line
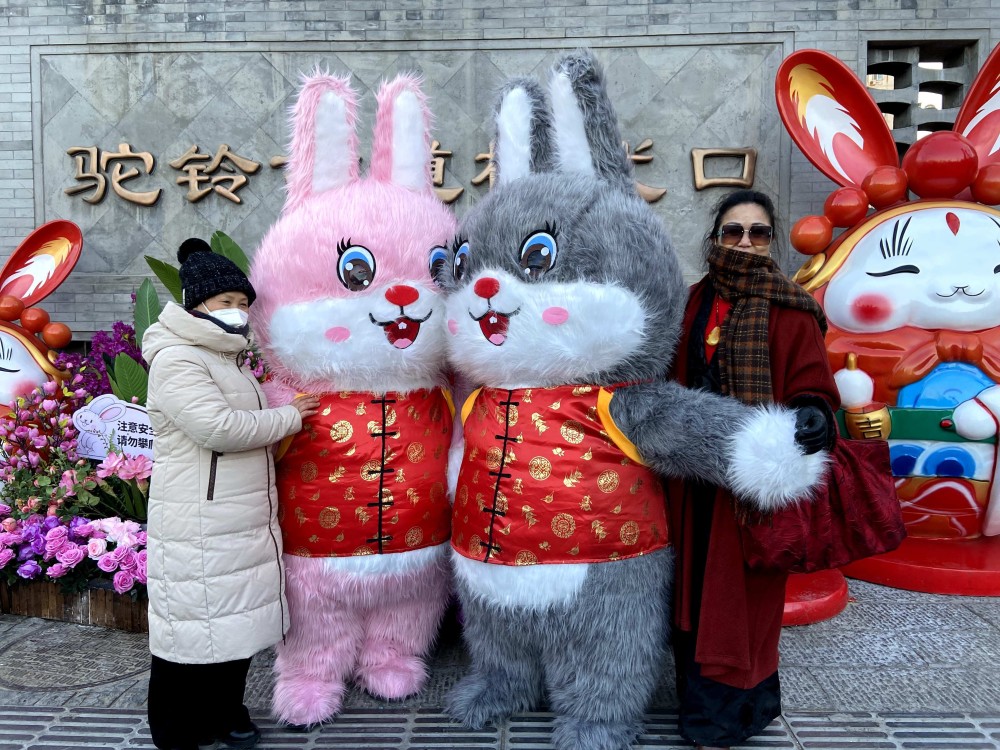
866,41,978,159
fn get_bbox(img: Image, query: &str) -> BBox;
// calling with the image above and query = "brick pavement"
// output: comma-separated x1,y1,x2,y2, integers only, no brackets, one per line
0,579,999,748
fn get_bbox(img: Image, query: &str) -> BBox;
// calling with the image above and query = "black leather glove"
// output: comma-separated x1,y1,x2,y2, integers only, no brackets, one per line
794,404,830,455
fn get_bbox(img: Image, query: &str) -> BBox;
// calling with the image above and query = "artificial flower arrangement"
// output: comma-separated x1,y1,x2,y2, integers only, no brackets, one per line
0,376,152,595
0,231,261,600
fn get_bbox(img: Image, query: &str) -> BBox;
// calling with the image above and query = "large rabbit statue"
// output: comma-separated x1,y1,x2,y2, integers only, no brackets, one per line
249,72,457,727
441,49,830,750
778,46,1000,591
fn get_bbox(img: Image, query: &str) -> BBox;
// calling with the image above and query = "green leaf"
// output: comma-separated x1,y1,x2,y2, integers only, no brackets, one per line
210,231,250,275
133,278,162,345
113,354,149,407
145,256,183,303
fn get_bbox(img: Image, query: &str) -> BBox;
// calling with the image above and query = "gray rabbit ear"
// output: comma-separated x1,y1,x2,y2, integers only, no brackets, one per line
549,49,634,191
493,78,554,185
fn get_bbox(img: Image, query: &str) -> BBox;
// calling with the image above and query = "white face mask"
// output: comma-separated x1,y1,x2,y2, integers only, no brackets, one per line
201,304,249,330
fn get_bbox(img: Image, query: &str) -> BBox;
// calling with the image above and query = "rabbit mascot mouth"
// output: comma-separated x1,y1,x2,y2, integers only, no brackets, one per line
248,73,457,729
439,50,829,750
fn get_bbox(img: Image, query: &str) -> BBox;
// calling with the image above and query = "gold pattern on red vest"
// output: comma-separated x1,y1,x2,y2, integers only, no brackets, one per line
452,385,668,565
277,388,452,557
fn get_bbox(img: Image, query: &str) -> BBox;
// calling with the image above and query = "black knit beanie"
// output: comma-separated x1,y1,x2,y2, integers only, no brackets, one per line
177,238,256,310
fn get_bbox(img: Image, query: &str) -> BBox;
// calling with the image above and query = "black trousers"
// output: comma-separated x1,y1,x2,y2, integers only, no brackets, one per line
147,654,253,750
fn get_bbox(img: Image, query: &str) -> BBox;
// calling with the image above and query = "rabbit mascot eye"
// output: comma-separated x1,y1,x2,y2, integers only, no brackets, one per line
248,72,457,728
779,46,1000,590
441,50,830,750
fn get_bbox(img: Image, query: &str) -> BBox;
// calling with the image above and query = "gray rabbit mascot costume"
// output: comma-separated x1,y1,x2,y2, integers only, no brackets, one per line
440,50,829,750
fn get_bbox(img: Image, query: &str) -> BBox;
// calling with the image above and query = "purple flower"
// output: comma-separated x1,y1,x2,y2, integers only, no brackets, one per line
96,553,118,573
112,570,135,594
118,548,138,572
135,549,147,583
42,516,61,531
17,545,34,562
0,548,13,568
46,563,67,579
0,503,10,516
16,560,41,578
56,544,85,568
29,535,45,555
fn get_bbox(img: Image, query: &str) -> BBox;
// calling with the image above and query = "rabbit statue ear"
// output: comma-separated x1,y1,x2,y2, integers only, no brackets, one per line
775,49,898,187
283,72,359,213
548,49,634,192
955,44,1000,170
493,78,554,185
0,220,81,307
370,74,434,193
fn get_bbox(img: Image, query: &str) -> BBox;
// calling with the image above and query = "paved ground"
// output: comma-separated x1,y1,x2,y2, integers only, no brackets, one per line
0,578,999,748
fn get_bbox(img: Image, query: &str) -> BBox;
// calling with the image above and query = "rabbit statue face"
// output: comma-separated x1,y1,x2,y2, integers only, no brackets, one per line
444,75,684,389
825,206,1000,333
251,74,456,394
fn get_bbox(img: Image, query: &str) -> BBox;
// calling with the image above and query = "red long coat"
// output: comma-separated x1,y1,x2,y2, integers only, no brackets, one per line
668,277,840,689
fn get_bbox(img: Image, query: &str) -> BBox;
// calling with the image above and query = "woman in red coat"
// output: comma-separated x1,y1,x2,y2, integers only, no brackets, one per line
668,190,840,749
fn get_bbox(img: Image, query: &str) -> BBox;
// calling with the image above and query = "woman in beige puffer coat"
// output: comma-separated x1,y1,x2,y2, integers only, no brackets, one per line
142,238,317,750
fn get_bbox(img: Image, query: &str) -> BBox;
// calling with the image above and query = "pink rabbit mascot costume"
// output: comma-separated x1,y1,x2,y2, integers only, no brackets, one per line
249,72,457,728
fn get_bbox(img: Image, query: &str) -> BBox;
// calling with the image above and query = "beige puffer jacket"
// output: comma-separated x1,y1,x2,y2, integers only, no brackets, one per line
142,302,301,663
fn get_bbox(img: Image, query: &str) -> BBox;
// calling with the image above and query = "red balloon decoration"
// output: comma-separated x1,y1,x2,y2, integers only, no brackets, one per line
971,163,1000,205
862,166,909,209
824,186,870,227
901,131,979,199
791,215,834,255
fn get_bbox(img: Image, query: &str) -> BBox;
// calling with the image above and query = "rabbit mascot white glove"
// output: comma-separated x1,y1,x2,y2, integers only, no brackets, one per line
248,72,457,728
440,50,829,750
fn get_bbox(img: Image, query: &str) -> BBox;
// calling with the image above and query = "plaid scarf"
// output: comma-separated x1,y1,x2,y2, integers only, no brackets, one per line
708,244,827,405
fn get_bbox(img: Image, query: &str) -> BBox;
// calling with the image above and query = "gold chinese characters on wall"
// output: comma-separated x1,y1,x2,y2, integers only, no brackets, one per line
66,139,753,207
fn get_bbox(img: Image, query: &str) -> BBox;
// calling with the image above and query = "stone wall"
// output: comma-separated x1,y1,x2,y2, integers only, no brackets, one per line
0,1,995,337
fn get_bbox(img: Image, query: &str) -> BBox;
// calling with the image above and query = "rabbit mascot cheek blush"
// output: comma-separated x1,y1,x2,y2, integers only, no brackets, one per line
441,50,829,750
249,73,457,728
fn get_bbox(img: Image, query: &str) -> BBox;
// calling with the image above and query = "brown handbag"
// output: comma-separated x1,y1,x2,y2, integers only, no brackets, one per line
738,437,906,574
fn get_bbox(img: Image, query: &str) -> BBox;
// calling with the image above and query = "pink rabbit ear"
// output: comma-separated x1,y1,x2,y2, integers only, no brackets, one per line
369,74,434,193
0,220,82,306
776,49,899,187
284,71,359,213
955,44,1000,170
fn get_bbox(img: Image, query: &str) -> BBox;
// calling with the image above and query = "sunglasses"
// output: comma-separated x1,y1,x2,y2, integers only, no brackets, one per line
717,223,773,248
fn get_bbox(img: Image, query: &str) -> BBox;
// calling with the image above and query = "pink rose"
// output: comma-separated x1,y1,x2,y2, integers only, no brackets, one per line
111,544,131,563
118,548,138,572
136,531,147,546
120,455,153,482
0,548,13,568
1,518,16,533
44,527,69,556
56,545,85,568
73,521,95,538
46,563,67,579
86,538,107,558
113,570,135,594
96,553,118,573
96,452,124,479
135,549,147,583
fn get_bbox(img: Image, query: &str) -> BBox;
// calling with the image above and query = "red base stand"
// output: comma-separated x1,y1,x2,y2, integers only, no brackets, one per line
841,535,1000,595
782,569,850,626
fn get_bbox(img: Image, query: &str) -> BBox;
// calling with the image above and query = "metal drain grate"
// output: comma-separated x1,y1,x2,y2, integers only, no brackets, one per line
2,706,1000,749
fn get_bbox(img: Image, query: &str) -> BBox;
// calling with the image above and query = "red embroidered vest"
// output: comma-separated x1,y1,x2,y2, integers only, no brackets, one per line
277,388,453,557
451,385,668,566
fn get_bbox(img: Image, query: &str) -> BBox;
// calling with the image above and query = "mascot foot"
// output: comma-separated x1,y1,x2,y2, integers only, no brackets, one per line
445,672,533,729
356,653,426,700
551,716,641,750
272,675,344,726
